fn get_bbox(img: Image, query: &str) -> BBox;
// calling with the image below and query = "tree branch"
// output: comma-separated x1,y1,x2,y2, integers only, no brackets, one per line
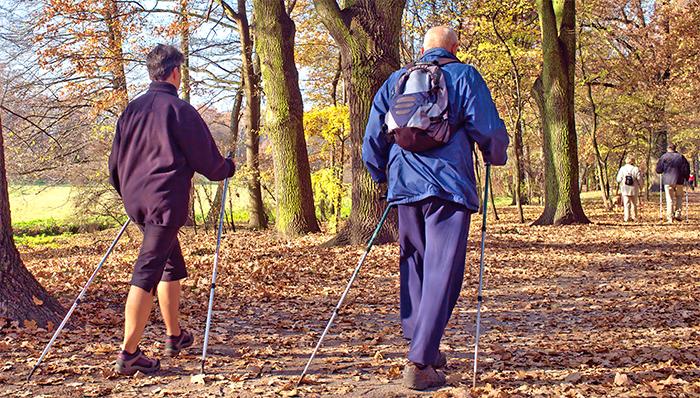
312,0,351,44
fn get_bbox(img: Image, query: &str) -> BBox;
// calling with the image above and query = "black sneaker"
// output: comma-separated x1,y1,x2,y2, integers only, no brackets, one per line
165,329,194,357
114,347,160,376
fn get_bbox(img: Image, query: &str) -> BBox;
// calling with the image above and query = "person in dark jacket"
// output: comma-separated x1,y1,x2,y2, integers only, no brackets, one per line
656,143,690,223
108,44,234,375
362,26,509,390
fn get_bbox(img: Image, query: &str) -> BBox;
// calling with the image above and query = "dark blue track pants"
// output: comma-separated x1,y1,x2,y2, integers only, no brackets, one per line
398,197,470,367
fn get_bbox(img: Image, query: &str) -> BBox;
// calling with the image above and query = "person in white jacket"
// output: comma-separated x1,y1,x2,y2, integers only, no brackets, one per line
616,157,643,222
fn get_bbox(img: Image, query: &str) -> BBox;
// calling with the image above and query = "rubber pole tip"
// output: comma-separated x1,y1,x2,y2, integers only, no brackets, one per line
27,367,37,381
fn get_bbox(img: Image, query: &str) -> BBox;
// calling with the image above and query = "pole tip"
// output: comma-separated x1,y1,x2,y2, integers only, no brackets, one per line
27,367,37,382
296,374,305,387
200,360,205,375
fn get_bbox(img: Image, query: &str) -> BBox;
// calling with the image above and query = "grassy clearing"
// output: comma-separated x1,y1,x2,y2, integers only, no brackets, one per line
9,185,76,223
10,183,621,246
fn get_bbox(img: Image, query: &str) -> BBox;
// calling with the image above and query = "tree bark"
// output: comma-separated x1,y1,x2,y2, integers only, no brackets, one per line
179,0,198,230
206,88,244,228
532,0,589,225
492,16,526,221
0,114,63,327
253,0,320,237
104,0,129,112
216,0,268,229
313,0,405,245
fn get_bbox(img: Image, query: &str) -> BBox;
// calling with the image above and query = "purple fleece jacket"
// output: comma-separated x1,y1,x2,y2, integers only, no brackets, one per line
108,81,234,227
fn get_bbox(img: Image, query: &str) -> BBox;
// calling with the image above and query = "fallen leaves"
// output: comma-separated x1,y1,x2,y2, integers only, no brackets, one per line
190,374,206,385
563,372,583,383
2,200,699,396
614,372,630,386
23,319,37,330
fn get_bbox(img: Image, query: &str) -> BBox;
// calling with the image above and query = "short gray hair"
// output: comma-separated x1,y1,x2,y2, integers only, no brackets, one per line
146,44,184,81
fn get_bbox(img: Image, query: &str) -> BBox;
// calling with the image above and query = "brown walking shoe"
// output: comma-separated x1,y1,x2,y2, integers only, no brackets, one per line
403,363,446,390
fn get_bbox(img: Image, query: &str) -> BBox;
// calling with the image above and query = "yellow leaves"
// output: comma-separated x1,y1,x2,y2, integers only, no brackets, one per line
32,295,44,306
304,105,350,143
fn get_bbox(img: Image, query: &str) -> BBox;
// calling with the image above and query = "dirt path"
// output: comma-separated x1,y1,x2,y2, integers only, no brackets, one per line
1,196,699,397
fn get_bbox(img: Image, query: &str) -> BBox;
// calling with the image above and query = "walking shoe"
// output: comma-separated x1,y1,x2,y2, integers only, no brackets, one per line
435,351,447,369
114,347,160,376
403,363,446,390
165,329,194,357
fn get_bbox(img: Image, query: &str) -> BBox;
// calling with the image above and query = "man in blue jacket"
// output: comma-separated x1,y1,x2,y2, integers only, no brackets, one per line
362,26,509,390
109,44,234,375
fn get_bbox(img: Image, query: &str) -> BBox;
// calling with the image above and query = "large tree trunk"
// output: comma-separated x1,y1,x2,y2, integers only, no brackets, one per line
216,0,268,229
253,0,320,237
239,3,267,229
0,115,63,327
313,0,405,245
532,0,589,225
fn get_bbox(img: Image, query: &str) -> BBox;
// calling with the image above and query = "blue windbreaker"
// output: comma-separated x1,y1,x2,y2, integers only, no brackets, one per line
362,48,509,212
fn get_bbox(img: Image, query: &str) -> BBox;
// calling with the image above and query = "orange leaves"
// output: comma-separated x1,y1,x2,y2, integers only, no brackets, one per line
2,203,699,396
32,295,44,306
23,319,38,330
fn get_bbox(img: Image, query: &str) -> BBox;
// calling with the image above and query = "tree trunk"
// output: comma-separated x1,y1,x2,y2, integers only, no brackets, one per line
206,88,244,228
180,0,191,104
104,0,129,112
179,1,198,230
532,0,589,225
239,2,267,229
313,0,405,245
253,0,320,237
216,0,268,229
0,115,63,327
492,16,526,221
489,175,499,221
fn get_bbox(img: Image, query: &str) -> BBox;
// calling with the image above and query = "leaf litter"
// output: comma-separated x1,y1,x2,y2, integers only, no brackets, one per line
1,196,700,396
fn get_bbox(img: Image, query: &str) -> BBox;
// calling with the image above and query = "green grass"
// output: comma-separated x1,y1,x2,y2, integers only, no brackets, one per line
13,233,71,248
9,185,76,223
8,183,271,234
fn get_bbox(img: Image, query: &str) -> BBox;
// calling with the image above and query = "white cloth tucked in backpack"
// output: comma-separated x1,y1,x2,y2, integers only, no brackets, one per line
616,164,642,197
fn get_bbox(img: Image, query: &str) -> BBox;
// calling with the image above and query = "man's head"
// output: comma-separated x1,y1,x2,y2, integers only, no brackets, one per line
147,44,184,89
422,26,459,55
667,143,677,152
626,156,635,165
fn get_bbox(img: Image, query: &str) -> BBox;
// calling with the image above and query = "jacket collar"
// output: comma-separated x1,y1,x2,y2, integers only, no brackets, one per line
419,47,458,62
148,81,179,96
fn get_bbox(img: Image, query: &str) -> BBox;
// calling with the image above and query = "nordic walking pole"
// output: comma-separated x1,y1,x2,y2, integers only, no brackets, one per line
297,204,392,386
201,158,232,374
27,218,131,381
472,163,491,388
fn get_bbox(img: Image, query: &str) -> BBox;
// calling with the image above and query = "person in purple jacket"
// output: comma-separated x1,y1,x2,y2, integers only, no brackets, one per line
362,26,509,390
108,44,234,375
